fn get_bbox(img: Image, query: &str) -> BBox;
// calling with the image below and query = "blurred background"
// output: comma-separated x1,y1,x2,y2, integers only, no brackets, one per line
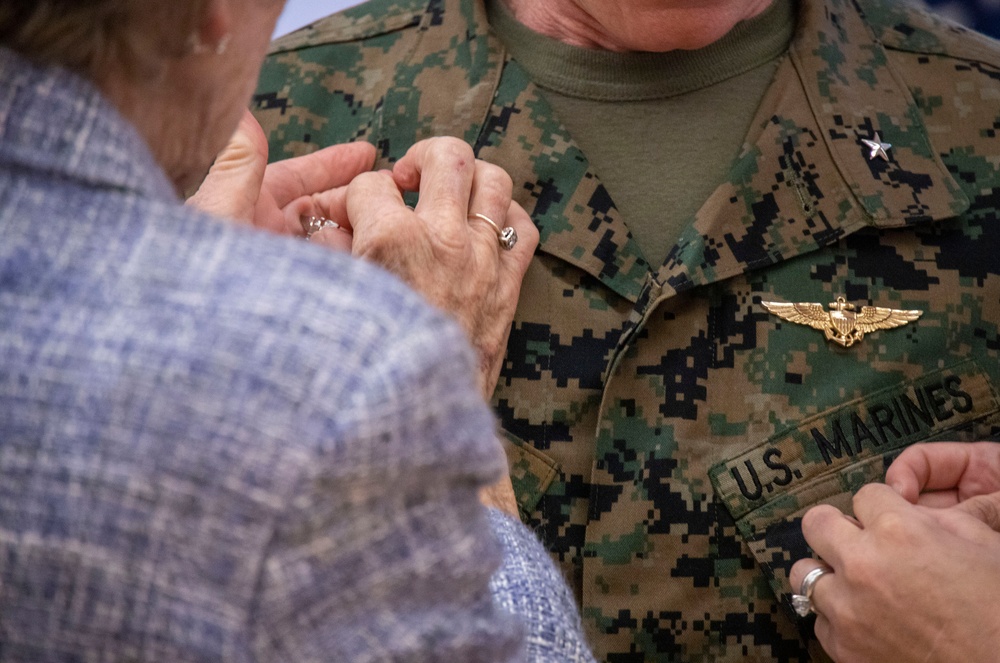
924,0,1000,36
273,0,362,37
273,1,999,49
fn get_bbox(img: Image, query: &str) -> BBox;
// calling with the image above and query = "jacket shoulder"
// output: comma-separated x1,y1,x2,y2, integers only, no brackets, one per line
269,0,429,54
857,0,1000,65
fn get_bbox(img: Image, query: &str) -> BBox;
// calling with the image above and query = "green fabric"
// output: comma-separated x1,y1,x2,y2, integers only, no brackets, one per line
487,0,795,267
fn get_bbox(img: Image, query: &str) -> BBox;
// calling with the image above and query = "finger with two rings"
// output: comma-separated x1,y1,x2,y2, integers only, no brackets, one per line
789,561,833,617
788,502,860,625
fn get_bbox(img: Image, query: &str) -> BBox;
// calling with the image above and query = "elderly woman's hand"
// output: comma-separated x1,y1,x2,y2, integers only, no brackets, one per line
192,129,536,513
313,137,539,399
332,137,537,518
187,110,376,233
193,125,538,400
789,483,1000,663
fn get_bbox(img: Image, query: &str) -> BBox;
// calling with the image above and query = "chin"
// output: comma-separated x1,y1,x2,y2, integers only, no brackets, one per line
620,3,767,52
629,27,732,52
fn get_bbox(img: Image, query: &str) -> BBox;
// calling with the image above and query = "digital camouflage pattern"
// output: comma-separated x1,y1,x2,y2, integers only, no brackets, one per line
254,0,1000,660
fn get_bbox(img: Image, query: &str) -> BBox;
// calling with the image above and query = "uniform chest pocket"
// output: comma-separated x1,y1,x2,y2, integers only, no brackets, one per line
499,430,560,519
708,359,1000,617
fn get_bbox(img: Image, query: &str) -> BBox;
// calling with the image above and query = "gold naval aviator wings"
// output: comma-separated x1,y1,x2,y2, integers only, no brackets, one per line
762,297,923,348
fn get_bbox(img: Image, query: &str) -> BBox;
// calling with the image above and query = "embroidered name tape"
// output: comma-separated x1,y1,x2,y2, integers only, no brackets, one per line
710,360,999,520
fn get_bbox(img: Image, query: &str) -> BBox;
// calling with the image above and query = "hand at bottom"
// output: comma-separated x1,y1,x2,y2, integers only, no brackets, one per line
790,483,1000,663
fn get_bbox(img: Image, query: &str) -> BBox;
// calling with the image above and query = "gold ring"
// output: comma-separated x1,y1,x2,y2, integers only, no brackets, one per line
469,213,517,250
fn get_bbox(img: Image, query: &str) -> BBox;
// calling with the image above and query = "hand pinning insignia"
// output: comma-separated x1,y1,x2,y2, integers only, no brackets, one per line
861,132,892,161
762,297,922,348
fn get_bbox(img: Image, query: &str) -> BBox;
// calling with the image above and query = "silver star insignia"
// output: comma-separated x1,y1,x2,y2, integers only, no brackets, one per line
861,132,891,161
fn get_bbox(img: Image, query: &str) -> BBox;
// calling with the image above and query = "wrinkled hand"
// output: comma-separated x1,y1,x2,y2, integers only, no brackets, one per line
192,130,533,512
314,137,537,515
187,110,375,234
790,483,1000,663
313,137,539,398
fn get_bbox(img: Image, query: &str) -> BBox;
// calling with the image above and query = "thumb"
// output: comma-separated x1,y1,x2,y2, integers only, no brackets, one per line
187,110,268,224
954,492,1000,533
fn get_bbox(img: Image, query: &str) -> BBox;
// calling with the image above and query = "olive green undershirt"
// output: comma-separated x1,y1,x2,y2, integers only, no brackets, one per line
487,0,796,267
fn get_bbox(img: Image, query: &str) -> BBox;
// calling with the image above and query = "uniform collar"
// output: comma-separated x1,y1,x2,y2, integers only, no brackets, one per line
651,0,969,298
789,0,968,229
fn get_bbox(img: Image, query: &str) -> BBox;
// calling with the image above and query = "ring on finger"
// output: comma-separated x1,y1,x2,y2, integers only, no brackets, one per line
469,213,518,251
790,562,833,617
300,215,348,240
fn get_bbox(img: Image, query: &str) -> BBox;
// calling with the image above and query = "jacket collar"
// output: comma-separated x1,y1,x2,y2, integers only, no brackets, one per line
651,0,969,298
789,0,968,229
0,48,175,202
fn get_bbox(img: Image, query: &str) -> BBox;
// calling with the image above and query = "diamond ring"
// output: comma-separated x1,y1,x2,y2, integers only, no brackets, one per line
300,215,346,239
791,562,833,617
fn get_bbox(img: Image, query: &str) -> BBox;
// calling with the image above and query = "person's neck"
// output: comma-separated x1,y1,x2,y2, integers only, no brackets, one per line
98,61,237,196
498,0,774,52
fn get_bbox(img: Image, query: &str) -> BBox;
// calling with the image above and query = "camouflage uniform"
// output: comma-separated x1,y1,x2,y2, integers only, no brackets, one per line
254,0,1000,660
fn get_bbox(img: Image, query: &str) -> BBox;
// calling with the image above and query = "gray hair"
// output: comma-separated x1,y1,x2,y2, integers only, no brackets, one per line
0,0,203,77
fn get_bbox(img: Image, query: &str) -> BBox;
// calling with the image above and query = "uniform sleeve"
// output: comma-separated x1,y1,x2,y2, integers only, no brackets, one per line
488,509,598,663
247,314,526,663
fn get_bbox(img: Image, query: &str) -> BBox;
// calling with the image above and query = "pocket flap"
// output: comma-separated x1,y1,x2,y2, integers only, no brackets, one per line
500,429,560,519
712,360,999,521
709,360,1000,616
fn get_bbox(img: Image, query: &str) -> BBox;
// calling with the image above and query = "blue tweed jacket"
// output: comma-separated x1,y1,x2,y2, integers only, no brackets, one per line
0,48,591,662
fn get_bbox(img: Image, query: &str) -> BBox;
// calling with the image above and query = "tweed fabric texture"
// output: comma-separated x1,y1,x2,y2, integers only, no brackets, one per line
0,47,564,663
488,509,596,663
